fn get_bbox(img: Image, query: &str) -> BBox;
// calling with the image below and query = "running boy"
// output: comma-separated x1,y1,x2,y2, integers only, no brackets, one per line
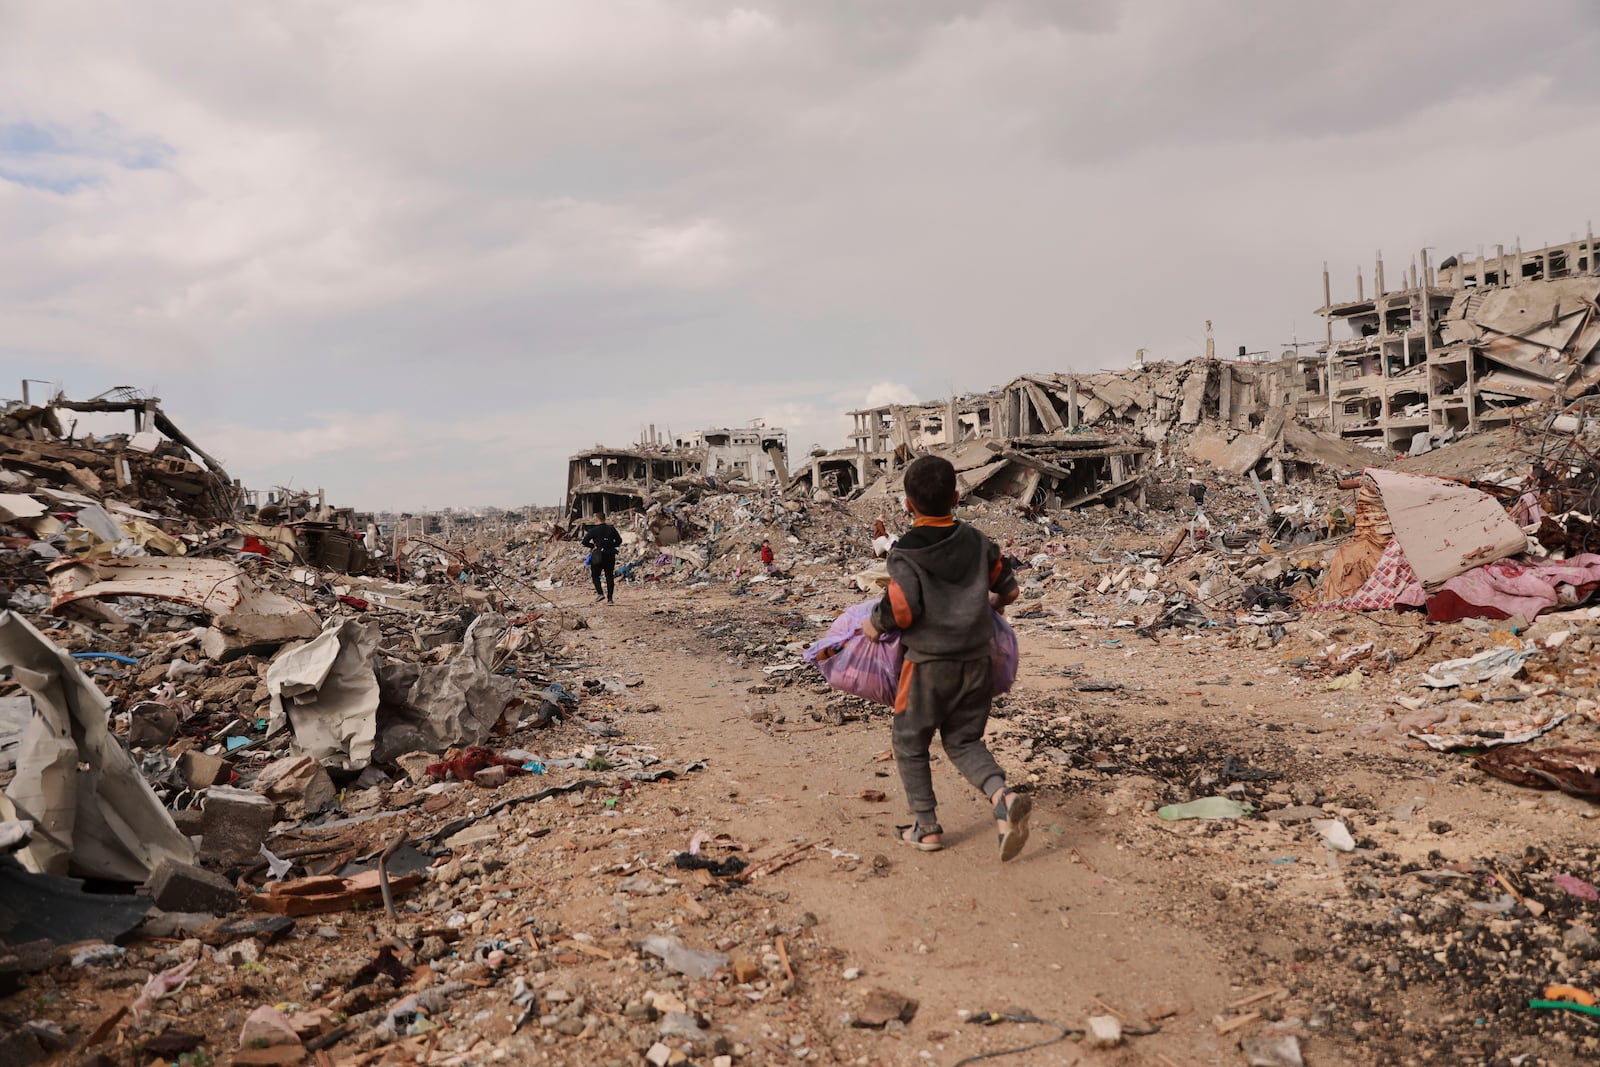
862,455,1030,860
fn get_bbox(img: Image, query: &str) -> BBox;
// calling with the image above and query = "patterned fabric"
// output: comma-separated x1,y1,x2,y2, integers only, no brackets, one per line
1308,539,1426,614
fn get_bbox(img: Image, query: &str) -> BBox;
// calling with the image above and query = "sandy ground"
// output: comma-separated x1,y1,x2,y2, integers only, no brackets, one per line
12,563,1600,1067
524,574,1599,1067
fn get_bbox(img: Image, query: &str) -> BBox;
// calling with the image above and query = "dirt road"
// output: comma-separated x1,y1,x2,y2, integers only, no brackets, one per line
26,575,1596,1067
544,580,1599,1067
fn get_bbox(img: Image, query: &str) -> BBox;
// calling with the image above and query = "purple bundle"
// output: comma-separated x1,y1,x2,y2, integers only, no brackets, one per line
803,600,1019,708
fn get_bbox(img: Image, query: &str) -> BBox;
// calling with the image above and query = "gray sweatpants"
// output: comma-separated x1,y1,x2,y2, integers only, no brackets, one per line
891,655,1005,821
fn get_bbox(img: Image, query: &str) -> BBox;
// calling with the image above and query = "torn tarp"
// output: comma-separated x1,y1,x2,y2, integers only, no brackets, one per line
0,855,150,945
373,613,518,762
46,556,320,653
0,695,31,772
266,617,381,771
0,611,196,881
1365,468,1526,588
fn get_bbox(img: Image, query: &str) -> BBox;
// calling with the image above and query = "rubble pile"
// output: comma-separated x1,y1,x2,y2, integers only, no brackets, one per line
2,391,239,526
5,374,1600,1066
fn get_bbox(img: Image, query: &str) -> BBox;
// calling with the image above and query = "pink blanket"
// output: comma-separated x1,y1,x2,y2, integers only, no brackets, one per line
1427,553,1600,622
1310,541,1600,622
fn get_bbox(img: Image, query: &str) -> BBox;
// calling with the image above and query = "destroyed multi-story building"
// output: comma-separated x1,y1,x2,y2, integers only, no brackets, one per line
2,383,384,574
792,353,1366,508
565,425,789,520
2,385,242,523
1316,233,1600,454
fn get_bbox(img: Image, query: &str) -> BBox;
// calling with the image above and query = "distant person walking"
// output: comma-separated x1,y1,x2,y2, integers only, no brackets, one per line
582,511,623,603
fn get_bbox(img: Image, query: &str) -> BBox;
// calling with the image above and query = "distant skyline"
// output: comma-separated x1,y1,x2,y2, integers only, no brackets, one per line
6,2,1600,508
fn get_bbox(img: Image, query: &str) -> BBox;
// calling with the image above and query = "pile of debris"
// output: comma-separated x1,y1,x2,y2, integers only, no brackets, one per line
0,389,716,1064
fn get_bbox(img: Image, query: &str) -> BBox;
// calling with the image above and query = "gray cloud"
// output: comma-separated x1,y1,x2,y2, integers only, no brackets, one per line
5,1,1600,507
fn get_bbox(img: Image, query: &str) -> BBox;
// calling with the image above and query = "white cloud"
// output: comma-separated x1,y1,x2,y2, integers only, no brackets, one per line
8,2,1600,506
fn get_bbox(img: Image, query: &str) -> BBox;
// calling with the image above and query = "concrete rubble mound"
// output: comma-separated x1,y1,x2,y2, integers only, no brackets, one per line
3,310,1600,1064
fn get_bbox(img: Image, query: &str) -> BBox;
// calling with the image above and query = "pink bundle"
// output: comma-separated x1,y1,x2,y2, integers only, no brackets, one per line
804,600,1019,708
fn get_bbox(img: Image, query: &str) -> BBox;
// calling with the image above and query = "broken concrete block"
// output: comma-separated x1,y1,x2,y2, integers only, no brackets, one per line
472,764,508,789
852,988,918,1028
1085,1014,1123,1048
200,786,274,863
0,1027,46,1067
171,807,206,838
146,859,238,915
127,701,179,749
254,754,336,815
239,1004,301,1049
179,749,230,790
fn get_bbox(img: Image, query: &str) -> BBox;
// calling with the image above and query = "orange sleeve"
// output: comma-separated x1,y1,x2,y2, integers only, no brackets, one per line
887,580,914,629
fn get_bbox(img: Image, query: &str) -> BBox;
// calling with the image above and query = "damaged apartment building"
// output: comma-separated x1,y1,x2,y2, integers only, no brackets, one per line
565,424,789,520
792,351,1363,510
1316,232,1600,455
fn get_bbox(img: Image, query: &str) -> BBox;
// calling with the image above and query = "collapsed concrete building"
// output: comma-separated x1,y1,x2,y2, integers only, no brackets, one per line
564,425,789,520
2,386,242,524
1316,233,1600,454
792,354,1372,508
2,384,381,575
572,230,1600,520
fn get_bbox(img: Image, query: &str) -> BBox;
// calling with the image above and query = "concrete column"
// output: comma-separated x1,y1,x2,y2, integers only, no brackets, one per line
1327,351,1339,435
1322,263,1333,349
1466,351,1479,432
1421,249,1434,356
1375,252,1386,298
1066,379,1079,429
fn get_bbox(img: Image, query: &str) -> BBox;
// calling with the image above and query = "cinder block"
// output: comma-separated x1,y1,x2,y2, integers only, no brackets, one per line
200,786,274,863
146,859,237,915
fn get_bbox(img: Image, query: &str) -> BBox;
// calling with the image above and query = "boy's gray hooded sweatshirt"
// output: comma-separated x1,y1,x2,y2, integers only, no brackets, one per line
870,520,1016,663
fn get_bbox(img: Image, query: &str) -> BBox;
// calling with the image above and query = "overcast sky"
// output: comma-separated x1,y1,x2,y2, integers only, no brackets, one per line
5,1,1600,509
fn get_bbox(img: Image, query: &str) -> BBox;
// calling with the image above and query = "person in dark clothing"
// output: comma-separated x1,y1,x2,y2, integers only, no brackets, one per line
582,511,623,603
861,455,1027,860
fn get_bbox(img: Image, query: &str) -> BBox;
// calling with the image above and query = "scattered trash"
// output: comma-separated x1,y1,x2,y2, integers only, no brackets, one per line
1157,797,1252,821
1310,818,1356,852
640,935,728,979
1474,745,1600,799
1552,874,1600,901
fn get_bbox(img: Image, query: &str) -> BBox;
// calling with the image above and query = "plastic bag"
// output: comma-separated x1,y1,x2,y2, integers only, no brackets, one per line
803,601,901,706
804,600,1019,707
991,611,1019,695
